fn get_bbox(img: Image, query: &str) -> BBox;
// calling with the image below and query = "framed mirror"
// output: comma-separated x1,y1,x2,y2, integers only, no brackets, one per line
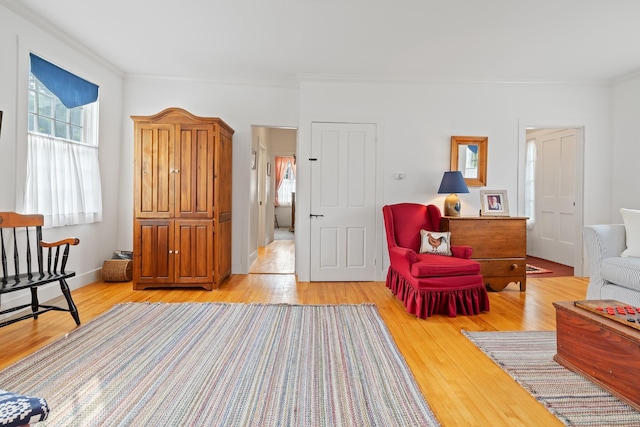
450,136,488,187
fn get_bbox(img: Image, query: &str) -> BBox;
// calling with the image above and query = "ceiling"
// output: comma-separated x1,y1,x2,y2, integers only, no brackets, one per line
7,0,640,85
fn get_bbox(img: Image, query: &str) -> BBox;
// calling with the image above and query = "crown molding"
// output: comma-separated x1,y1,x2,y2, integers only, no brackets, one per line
295,73,611,87
0,0,124,78
124,73,300,89
611,69,640,85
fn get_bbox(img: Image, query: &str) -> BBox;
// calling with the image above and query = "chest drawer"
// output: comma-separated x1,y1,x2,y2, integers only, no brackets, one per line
479,259,526,278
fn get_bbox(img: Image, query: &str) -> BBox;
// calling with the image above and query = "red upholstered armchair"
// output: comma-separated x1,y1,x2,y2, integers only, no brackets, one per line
382,203,490,318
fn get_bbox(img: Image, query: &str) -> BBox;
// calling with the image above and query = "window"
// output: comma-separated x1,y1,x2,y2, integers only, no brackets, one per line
28,75,86,142
463,146,478,178
275,156,296,207
24,53,102,227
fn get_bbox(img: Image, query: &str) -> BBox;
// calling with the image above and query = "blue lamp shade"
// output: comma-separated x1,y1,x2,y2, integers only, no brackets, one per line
437,171,469,217
438,171,470,194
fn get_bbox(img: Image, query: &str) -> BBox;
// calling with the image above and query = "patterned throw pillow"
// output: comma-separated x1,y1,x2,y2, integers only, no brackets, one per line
0,390,49,426
419,230,452,256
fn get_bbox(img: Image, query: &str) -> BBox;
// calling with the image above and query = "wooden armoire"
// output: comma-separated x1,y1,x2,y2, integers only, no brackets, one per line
131,108,234,290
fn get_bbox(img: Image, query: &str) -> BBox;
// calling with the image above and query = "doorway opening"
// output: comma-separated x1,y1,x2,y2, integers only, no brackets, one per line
249,126,297,275
522,126,584,276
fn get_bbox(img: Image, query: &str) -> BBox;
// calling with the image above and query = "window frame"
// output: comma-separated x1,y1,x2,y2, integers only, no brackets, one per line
21,53,102,227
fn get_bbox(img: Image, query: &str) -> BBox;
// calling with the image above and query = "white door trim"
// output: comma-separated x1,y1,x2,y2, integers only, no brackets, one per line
517,119,586,276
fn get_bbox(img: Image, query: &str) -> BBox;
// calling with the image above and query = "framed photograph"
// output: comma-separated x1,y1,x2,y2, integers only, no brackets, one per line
267,162,271,176
251,151,256,170
480,190,509,216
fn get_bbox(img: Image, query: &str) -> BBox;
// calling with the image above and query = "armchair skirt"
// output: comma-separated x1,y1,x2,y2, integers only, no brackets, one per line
386,268,488,318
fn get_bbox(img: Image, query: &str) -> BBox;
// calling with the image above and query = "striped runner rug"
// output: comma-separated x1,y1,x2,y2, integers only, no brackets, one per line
463,330,640,426
0,303,439,426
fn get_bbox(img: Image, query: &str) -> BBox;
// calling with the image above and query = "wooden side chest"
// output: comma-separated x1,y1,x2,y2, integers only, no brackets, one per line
440,216,527,291
553,300,640,410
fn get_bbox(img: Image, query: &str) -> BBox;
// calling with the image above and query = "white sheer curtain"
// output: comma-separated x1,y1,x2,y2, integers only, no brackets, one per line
24,133,103,227
278,177,296,207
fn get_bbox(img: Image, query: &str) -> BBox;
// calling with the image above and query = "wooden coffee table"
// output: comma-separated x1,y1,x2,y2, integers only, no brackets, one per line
553,300,640,411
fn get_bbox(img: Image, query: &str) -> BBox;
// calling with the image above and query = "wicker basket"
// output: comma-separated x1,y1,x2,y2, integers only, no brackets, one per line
102,259,133,282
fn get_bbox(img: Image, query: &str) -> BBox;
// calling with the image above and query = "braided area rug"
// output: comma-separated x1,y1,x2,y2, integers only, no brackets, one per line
0,303,439,426
463,330,640,426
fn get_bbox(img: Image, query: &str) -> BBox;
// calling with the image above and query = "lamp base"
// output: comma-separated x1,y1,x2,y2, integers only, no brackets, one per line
443,194,461,217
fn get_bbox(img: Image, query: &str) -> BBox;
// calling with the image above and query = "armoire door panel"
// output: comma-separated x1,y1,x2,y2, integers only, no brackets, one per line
135,123,175,218
175,220,213,286
176,126,192,216
194,128,214,215
134,220,174,288
176,124,214,218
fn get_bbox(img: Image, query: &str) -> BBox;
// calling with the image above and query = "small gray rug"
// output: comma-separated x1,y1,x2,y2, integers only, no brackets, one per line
275,227,294,240
463,330,640,426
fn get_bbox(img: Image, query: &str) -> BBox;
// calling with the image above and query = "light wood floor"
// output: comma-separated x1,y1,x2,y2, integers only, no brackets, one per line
249,240,295,274
0,252,589,426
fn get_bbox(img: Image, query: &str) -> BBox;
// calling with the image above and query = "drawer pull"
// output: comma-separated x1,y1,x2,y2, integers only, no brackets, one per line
511,264,519,270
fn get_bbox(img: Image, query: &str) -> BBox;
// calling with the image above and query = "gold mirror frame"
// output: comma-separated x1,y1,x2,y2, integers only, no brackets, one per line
450,136,488,187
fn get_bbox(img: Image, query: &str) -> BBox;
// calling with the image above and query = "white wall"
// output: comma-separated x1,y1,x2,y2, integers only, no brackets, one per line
119,77,300,275
1,2,625,290
296,80,611,281
0,4,124,306
611,73,640,221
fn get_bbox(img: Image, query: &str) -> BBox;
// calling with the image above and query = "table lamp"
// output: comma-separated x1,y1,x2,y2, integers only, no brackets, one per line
437,171,469,217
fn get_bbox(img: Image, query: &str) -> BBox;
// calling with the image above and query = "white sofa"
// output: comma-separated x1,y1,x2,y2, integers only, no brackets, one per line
583,224,640,307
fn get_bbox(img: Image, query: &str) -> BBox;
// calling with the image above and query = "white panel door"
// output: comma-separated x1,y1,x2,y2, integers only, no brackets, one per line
531,129,576,266
310,122,376,281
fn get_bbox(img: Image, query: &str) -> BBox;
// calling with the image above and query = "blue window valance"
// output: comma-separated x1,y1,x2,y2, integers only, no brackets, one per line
468,145,478,154
30,53,99,109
